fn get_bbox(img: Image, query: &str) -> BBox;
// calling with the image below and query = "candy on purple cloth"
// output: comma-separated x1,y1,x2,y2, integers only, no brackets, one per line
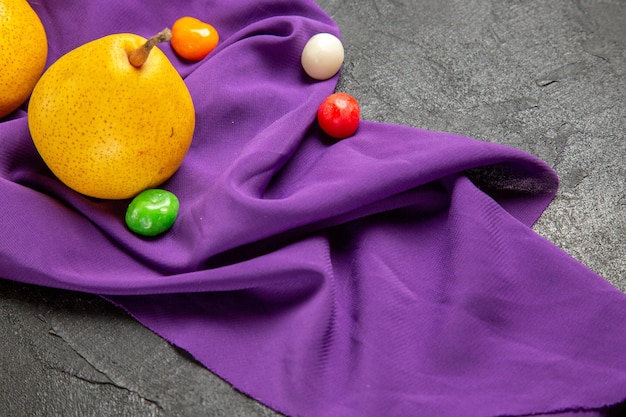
301,32,344,80
1,1,626,416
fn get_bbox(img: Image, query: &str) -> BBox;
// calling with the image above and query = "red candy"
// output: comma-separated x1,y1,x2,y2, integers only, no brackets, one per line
317,92,360,139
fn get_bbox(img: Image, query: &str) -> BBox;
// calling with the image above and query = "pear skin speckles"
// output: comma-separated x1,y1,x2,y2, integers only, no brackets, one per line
28,33,195,200
0,0,48,118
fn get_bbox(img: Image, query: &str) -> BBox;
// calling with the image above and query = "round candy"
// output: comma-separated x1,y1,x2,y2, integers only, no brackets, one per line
317,92,361,139
301,33,344,80
125,189,180,237
171,16,219,61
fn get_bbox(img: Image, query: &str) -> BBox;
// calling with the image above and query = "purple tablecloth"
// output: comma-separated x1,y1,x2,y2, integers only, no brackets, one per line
1,1,625,415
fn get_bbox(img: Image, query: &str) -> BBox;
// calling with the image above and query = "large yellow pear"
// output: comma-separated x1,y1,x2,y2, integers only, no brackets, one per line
0,0,48,118
28,30,195,200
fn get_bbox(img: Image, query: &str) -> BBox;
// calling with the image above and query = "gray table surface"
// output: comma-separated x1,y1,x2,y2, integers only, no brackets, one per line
1,0,624,416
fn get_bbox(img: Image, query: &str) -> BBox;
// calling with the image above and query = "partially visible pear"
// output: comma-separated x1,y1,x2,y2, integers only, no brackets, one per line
0,0,48,118
28,29,195,200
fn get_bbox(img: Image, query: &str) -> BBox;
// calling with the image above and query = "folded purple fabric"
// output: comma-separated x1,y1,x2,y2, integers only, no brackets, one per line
1,1,625,416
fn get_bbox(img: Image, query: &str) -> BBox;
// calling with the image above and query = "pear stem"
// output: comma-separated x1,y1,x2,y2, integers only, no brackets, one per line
128,28,172,68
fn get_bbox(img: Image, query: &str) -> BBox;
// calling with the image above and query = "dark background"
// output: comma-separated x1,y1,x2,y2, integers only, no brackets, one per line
1,0,624,415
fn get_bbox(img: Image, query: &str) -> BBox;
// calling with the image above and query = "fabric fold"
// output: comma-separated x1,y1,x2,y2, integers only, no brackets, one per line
1,0,625,416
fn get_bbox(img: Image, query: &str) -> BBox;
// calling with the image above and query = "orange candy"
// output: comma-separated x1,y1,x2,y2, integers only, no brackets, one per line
171,16,219,61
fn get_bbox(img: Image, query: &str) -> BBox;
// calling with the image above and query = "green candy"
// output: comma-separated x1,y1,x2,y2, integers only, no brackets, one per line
125,189,180,237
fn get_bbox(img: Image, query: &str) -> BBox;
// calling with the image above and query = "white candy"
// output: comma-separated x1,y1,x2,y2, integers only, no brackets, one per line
301,33,344,81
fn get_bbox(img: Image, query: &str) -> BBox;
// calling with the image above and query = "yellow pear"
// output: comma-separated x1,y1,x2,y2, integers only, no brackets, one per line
28,29,195,200
0,0,48,118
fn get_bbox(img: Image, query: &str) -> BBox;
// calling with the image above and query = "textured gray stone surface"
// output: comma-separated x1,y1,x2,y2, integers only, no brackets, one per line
1,1,624,416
